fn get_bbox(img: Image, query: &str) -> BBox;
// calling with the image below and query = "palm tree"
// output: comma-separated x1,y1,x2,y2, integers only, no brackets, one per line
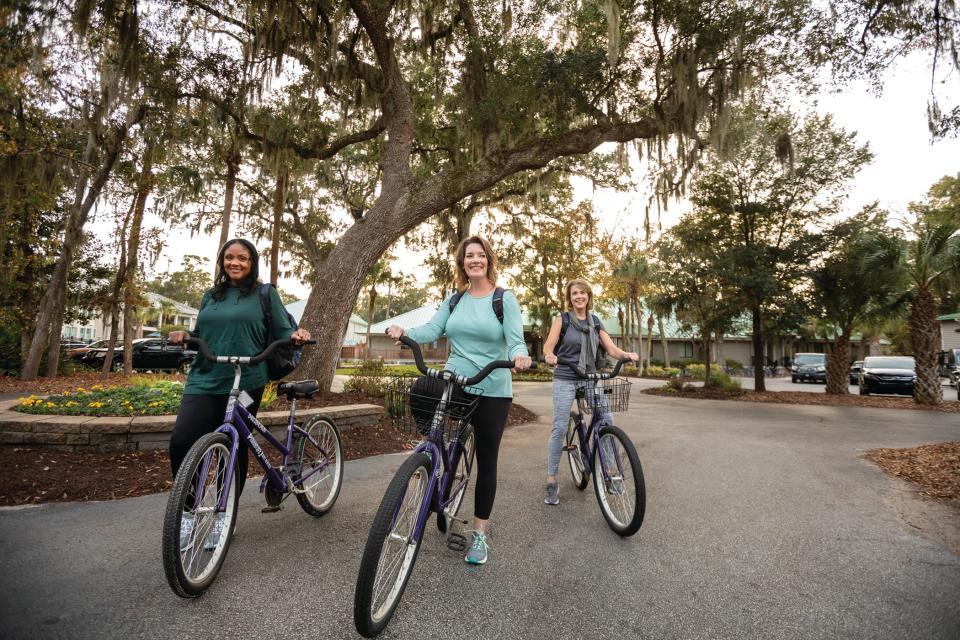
614,251,651,357
867,213,960,404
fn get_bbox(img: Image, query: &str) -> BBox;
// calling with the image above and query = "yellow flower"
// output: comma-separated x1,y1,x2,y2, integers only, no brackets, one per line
65,401,79,407
87,401,104,408
46,402,56,408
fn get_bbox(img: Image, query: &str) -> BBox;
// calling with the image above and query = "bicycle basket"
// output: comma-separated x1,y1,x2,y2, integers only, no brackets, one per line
577,378,632,414
384,374,483,437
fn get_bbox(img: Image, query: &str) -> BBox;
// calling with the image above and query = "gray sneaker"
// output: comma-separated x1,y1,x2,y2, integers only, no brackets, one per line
544,482,559,505
204,513,225,551
465,531,490,565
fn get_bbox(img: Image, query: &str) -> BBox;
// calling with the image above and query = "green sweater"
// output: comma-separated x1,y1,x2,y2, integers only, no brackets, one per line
406,290,528,398
184,285,294,395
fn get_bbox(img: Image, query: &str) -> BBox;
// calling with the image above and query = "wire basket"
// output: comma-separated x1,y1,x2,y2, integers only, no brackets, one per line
384,374,483,438
576,378,632,414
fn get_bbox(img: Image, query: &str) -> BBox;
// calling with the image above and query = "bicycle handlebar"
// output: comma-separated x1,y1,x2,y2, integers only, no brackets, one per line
556,357,631,380
184,336,317,365
393,333,516,386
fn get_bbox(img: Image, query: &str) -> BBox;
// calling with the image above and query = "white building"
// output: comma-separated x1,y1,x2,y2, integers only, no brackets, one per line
60,293,199,342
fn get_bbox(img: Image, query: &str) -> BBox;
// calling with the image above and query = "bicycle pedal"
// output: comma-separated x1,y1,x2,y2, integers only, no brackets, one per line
562,444,577,451
261,505,282,513
446,532,467,552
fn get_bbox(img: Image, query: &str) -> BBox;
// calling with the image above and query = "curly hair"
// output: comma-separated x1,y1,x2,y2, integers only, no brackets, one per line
210,238,261,301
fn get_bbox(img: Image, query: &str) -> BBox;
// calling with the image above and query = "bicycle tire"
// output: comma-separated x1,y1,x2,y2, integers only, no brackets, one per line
592,425,645,537
437,423,475,533
162,432,238,597
354,452,432,637
566,413,589,490
294,416,344,516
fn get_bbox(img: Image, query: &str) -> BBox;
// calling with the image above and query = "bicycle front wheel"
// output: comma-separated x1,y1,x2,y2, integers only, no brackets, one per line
592,425,645,537
294,416,344,516
354,452,432,638
437,423,475,533
566,413,589,490
162,432,238,597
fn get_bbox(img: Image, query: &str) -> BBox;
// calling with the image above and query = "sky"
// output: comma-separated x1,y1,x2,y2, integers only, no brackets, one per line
91,51,959,303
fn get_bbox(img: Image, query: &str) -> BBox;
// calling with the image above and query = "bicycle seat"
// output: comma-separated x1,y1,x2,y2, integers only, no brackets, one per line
278,379,320,398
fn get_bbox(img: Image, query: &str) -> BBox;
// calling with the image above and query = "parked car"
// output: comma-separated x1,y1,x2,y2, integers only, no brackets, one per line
859,356,916,396
790,353,827,383
938,348,960,387
66,339,110,361
849,360,864,385
82,338,196,373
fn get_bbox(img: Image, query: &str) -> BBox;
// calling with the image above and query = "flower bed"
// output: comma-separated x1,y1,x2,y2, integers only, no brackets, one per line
14,379,184,417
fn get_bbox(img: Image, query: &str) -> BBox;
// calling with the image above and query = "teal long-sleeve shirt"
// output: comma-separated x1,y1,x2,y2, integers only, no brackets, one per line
406,289,528,398
184,285,295,395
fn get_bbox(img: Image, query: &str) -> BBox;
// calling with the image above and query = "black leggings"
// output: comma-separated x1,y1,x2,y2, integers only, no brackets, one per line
169,389,264,497
470,396,512,520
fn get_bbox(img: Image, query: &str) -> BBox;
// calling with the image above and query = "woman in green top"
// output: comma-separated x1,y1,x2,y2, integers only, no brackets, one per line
388,236,532,565
169,239,311,498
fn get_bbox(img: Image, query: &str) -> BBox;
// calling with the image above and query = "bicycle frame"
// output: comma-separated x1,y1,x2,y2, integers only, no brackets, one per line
571,382,623,485
405,379,472,541
203,363,334,513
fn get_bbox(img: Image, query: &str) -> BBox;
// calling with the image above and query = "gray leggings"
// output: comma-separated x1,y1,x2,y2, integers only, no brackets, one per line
547,378,612,476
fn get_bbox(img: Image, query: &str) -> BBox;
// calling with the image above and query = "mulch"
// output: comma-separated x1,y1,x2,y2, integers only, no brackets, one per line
0,401,538,507
642,386,960,413
864,443,960,511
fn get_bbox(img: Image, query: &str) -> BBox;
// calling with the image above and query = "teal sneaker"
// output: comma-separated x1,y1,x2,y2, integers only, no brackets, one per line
465,531,490,565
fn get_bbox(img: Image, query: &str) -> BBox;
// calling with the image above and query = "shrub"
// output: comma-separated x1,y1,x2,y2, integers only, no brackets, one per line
685,363,706,380
260,382,278,410
706,370,742,391
664,375,686,392
724,358,744,369
344,358,390,397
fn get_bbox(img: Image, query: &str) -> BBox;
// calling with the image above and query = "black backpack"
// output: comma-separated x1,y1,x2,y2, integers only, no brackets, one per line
559,311,608,369
448,287,505,323
259,283,302,380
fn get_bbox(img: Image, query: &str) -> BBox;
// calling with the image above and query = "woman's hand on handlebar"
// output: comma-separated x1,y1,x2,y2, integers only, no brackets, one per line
544,354,558,366
625,351,640,362
168,330,189,345
512,354,532,372
386,325,405,344
290,328,311,345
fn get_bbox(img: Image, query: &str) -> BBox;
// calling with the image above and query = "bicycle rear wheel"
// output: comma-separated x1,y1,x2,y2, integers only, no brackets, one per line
592,425,645,537
162,432,238,597
355,452,432,637
294,416,344,516
437,423,475,533
566,413,589,490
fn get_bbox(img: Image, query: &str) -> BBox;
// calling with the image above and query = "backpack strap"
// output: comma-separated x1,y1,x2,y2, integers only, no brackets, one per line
591,313,602,332
448,287,505,324
259,283,274,341
559,311,570,342
492,287,504,324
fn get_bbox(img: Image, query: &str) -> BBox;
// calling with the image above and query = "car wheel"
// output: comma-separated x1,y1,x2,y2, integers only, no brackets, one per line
791,376,797,383
860,383,869,396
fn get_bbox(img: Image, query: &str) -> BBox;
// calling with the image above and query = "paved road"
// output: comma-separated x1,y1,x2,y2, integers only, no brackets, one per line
1,384,958,640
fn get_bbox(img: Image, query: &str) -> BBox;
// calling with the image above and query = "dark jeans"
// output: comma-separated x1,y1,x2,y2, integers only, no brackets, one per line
471,396,512,520
169,388,264,497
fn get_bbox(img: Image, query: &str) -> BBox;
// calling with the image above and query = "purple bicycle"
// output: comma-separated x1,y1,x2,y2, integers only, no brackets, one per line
353,335,514,637
161,337,344,598
561,357,646,536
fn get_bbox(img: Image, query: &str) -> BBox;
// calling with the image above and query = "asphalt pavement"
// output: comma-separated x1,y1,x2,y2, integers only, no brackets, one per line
0,382,958,640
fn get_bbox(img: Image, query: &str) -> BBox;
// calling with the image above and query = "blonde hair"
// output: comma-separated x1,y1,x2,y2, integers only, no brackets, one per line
454,236,499,291
565,279,594,311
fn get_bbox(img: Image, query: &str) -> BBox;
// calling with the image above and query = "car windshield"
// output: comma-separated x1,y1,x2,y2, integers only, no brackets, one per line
865,357,914,369
794,355,824,365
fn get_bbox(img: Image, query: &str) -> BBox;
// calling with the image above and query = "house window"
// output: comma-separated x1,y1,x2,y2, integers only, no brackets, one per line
682,343,693,358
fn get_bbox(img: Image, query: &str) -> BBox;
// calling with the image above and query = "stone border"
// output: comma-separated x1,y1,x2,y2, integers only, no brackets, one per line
0,400,384,452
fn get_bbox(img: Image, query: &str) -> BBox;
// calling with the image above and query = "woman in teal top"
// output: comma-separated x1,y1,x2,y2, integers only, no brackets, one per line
389,236,531,566
169,239,311,503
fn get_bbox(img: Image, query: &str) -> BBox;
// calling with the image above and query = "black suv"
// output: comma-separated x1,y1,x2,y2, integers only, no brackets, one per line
860,356,916,396
81,338,196,373
790,353,826,383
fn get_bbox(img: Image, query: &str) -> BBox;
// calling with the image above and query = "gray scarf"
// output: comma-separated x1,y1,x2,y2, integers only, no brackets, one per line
569,313,600,373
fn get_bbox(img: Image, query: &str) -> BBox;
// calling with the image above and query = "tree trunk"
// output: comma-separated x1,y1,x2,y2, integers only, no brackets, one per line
752,305,765,392
122,147,154,374
646,313,654,370
658,316,670,368
20,103,145,380
702,332,712,386
270,167,288,284
632,298,643,361
715,330,725,369
217,141,240,280
910,286,942,405
867,335,883,356
825,329,851,395
617,306,625,352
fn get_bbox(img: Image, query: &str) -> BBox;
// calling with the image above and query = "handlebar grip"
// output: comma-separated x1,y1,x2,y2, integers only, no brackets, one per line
396,335,430,375
463,361,516,387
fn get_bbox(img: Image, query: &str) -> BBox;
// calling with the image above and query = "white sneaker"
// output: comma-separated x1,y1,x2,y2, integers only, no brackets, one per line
179,514,195,551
